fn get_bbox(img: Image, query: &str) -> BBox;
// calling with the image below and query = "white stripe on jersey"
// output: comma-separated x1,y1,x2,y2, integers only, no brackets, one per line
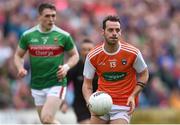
121,44,139,52
89,48,103,60
88,46,103,59
121,45,139,54
121,47,138,55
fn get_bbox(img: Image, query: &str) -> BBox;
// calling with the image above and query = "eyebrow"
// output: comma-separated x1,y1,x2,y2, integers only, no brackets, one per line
44,14,56,17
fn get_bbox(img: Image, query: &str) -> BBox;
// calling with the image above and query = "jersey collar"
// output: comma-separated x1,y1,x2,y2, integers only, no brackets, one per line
102,42,121,55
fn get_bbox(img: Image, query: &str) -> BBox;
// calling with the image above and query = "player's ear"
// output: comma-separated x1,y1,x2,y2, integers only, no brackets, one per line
37,15,41,22
119,29,122,36
101,28,105,36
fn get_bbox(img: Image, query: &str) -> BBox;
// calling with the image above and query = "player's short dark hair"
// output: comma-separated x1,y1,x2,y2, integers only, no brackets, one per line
38,3,56,15
102,15,121,30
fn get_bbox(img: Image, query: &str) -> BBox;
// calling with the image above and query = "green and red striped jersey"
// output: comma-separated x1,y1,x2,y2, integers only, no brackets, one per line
19,25,75,89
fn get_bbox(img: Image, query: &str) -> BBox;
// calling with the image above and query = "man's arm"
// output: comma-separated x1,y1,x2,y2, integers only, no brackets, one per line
82,77,93,104
65,47,79,69
82,54,96,104
14,46,27,78
127,68,149,115
130,68,149,97
57,47,79,80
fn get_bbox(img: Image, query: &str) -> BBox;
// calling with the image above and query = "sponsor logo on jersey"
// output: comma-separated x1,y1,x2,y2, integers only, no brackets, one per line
30,38,39,43
29,45,64,57
102,72,127,81
98,62,106,66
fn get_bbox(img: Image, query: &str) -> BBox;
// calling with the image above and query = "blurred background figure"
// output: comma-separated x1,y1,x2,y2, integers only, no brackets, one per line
66,38,98,124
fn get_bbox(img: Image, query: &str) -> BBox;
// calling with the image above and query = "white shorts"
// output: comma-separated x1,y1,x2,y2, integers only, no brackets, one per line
99,105,131,123
31,86,67,106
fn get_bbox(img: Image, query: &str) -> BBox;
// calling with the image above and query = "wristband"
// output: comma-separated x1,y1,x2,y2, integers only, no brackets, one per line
137,81,146,88
63,64,70,71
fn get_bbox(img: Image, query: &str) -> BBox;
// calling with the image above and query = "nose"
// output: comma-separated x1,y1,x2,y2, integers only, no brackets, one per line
112,32,117,37
112,30,118,34
50,16,53,21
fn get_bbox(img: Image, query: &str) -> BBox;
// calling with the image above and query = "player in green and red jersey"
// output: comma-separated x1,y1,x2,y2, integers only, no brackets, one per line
14,3,79,124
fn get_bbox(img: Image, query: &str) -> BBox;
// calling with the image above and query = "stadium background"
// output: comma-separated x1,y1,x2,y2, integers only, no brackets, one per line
0,0,180,123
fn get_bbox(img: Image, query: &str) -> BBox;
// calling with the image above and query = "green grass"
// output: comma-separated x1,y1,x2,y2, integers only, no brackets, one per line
131,108,180,124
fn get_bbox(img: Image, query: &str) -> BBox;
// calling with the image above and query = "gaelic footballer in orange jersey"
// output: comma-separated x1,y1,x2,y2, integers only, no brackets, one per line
82,15,149,124
83,41,147,106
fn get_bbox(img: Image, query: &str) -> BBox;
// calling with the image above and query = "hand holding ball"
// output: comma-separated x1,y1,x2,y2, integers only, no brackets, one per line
88,91,113,116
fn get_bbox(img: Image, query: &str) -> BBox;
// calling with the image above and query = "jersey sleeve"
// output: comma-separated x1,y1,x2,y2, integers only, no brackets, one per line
133,51,147,73
64,34,75,51
18,34,28,50
83,56,96,79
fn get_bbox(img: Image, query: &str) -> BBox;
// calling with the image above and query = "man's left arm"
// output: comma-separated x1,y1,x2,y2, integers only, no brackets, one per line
57,47,79,80
127,68,149,115
127,50,149,115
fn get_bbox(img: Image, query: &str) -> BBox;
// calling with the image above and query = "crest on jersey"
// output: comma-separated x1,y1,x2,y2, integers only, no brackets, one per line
121,59,127,65
41,37,49,44
54,37,58,44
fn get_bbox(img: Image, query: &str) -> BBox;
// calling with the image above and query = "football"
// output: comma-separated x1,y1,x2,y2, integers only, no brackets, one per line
88,91,113,116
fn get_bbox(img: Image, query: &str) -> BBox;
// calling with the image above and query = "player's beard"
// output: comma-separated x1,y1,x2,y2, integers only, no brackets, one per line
105,37,119,46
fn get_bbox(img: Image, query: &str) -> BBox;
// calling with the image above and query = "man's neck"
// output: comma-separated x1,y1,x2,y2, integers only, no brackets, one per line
104,42,120,53
39,24,53,32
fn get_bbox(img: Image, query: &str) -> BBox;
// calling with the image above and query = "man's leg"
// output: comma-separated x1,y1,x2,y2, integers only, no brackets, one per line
79,119,90,124
110,118,129,124
109,109,131,124
32,86,66,124
40,96,63,124
31,89,46,123
36,106,43,123
90,113,108,124
109,105,131,124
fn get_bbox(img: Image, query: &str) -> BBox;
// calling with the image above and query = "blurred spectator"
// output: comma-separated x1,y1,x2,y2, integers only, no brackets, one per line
12,79,34,109
169,88,180,109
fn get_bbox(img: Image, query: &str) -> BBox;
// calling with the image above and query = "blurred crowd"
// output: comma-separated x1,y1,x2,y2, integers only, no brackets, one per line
0,0,180,110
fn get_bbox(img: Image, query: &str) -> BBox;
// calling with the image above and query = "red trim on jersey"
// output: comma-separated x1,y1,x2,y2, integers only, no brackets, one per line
59,87,64,99
29,45,64,57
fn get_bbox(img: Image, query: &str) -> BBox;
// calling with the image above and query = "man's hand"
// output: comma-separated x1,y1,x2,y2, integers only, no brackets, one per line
59,101,68,114
57,64,70,81
17,67,27,78
126,95,135,115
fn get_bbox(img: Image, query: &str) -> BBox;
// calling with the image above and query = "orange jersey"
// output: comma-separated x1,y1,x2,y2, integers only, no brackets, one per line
84,42,147,106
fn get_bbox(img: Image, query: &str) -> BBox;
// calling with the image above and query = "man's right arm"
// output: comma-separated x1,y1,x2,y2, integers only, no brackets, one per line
82,56,96,104
82,77,93,103
14,46,27,78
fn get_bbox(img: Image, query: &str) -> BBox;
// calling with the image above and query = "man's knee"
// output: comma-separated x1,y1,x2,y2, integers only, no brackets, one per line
41,112,54,124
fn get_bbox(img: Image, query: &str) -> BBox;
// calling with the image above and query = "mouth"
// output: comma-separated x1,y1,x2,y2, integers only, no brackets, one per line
48,22,54,26
110,37,118,40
